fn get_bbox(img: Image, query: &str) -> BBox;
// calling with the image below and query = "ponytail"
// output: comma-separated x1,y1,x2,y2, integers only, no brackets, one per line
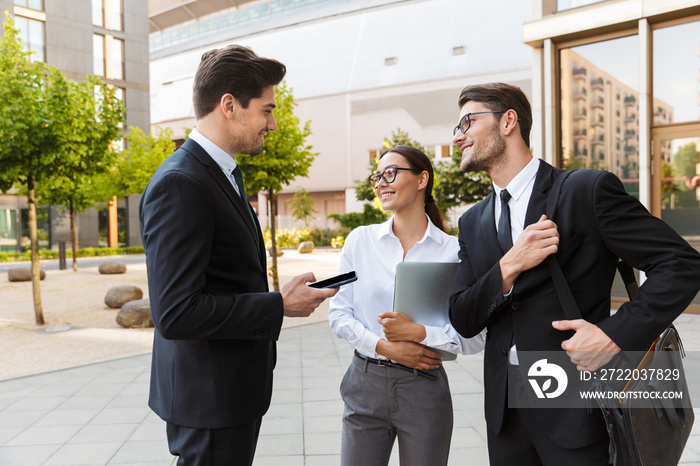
424,193,448,234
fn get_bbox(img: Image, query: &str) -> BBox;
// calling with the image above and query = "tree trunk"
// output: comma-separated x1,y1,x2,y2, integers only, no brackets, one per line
27,175,45,325
268,188,280,292
70,200,78,272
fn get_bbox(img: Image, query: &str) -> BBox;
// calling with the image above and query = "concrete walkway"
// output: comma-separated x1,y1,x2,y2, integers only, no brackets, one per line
2,251,700,464
0,319,491,466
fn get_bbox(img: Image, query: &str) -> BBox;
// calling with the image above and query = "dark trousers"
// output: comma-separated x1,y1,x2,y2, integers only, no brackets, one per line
166,419,262,466
487,365,609,466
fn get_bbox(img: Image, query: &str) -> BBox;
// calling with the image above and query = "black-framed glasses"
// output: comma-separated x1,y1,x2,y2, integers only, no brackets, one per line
368,167,419,188
452,111,506,136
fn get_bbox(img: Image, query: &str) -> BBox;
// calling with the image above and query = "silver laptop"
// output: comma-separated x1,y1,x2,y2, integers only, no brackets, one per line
393,262,460,361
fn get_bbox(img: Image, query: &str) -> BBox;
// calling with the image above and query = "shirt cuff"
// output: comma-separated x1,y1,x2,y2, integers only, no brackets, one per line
422,325,450,347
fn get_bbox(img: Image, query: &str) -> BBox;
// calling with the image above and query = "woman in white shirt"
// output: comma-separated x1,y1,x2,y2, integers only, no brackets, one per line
328,145,485,466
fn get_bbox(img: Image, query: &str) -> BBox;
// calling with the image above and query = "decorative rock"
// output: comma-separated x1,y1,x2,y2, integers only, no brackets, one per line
267,249,284,257
116,299,153,328
297,241,314,254
99,261,126,274
8,268,46,282
105,285,143,308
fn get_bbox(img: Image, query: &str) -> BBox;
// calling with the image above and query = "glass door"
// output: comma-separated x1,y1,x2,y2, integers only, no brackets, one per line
652,124,700,308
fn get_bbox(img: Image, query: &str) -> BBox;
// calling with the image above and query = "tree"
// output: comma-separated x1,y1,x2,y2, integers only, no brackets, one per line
354,128,426,202
433,146,492,212
285,187,317,227
237,81,318,291
348,128,491,228
94,126,175,200
33,78,126,272
669,142,700,209
0,13,122,324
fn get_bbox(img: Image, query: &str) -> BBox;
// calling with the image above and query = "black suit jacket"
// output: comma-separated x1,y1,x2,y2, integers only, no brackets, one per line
449,160,700,448
139,138,284,429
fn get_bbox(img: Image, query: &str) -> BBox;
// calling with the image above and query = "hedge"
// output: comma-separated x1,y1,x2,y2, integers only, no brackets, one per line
0,246,145,262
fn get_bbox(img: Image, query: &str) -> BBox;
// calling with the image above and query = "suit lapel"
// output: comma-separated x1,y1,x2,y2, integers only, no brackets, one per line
515,160,563,292
478,191,505,265
524,160,556,227
182,139,262,251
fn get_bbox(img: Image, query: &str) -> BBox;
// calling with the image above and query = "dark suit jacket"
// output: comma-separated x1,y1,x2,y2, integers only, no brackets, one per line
449,160,700,449
139,138,284,429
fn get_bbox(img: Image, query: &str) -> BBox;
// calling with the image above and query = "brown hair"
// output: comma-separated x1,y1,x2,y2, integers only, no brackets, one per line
380,145,449,234
192,45,286,119
458,82,532,147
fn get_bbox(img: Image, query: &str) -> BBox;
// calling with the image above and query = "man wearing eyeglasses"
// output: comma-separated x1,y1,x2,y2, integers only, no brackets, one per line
448,82,700,465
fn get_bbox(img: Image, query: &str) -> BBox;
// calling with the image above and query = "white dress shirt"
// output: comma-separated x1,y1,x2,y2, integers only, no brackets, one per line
188,128,242,198
493,156,540,364
328,215,485,360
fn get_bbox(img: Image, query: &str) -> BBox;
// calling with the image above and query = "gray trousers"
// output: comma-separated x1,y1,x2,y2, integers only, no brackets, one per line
339,353,453,466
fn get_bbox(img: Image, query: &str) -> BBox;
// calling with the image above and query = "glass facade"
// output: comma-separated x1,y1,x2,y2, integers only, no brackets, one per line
557,0,607,12
559,35,654,197
660,136,700,244
0,209,18,253
541,2,700,306
652,20,700,125
150,0,345,52
20,207,49,251
98,205,126,248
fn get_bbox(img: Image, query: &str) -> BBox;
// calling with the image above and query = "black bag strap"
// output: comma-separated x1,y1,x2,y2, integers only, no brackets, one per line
545,170,639,320
545,171,582,320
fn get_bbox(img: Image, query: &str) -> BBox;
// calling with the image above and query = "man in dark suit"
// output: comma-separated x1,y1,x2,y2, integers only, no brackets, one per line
448,82,700,465
139,45,337,465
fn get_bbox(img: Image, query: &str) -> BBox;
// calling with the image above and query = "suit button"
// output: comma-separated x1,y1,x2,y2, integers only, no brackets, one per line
511,302,520,311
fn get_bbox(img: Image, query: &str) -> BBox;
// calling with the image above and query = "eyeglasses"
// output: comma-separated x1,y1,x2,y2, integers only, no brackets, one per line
452,111,506,136
368,167,419,189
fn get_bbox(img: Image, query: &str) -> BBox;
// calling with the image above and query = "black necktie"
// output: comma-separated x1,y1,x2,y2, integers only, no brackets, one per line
498,189,513,253
232,165,256,224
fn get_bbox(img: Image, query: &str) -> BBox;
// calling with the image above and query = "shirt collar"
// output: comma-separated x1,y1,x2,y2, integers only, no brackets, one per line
189,127,238,175
493,156,540,202
376,214,444,245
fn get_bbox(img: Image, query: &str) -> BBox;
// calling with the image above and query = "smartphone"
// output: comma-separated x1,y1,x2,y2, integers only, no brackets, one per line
308,271,358,289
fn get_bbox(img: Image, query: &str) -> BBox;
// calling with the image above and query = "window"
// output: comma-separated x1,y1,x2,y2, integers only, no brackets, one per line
653,20,700,125
93,0,122,31
15,15,44,62
94,34,124,80
556,0,606,12
93,34,105,76
560,34,639,195
109,0,123,31
0,209,18,253
92,0,103,27
111,38,124,80
14,0,43,11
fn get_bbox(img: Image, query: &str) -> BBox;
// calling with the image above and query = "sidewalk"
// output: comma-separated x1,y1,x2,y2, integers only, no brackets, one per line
0,321,489,466
1,252,700,464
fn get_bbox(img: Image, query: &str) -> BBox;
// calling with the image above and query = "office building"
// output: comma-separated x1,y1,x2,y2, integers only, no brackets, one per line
0,0,150,252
